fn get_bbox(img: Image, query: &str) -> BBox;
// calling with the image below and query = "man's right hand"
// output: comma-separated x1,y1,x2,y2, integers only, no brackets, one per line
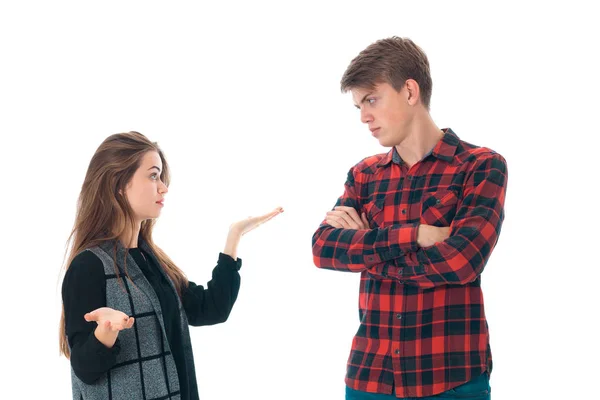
326,206,369,229
325,206,450,248
417,225,450,248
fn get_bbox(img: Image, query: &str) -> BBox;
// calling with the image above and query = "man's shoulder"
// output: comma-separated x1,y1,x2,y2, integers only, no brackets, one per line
455,138,506,166
350,151,390,175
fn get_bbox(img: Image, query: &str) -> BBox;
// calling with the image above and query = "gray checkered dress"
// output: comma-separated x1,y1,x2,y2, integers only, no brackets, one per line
70,240,196,400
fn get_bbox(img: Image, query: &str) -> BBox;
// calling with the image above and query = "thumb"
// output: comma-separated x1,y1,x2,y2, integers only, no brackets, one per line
361,212,369,228
84,311,97,322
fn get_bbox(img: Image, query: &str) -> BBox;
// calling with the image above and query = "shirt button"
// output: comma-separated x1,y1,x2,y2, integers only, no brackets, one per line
394,349,400,355
401,209,406,215
396,313,402,319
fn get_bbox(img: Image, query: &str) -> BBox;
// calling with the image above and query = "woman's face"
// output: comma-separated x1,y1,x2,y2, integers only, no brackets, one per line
125,151,168,222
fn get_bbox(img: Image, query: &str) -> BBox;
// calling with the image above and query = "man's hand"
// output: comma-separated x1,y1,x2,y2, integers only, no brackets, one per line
325,206,369,229
325,207,450,248
417,225,450,248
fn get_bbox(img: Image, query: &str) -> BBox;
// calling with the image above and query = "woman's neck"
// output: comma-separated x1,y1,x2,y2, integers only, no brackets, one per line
118,220,142,248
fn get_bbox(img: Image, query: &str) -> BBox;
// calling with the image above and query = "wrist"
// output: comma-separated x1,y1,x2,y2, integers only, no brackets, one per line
94,326,118,349
223,229,241,260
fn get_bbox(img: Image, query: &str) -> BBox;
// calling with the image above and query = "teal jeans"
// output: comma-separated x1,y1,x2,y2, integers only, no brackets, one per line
345,373,491,400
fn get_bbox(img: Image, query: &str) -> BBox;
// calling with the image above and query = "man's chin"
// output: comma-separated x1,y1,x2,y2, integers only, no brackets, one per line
378,138,397,148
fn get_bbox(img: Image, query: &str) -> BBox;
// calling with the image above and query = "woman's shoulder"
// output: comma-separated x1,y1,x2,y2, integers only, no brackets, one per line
72,248,104,266
65,250,105,280
62,249,107,295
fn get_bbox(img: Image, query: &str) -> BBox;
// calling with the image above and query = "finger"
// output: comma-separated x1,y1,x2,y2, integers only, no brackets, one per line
361,212,370,229
119,315,132,329
85,308,103,322
246,208,283,228
111,316,128,331
325,217,343,229
334,206,362,227
260,208,284,223
257,207,283,219
327,215,349,228
336,213,353,228
126,317,135,329
327,210,355,229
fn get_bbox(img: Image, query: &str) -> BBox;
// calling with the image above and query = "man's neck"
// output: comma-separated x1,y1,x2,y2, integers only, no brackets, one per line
395,113,443,168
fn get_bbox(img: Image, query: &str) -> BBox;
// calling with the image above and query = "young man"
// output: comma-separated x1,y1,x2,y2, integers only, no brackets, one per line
312,37,507,400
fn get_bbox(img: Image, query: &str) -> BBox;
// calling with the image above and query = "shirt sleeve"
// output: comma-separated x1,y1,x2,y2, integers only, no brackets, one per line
368,153,508,288
312,166,420,272
182,252,242,326
62,250,121,384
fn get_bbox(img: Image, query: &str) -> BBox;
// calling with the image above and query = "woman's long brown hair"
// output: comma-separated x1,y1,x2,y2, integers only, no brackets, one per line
59,131,188,358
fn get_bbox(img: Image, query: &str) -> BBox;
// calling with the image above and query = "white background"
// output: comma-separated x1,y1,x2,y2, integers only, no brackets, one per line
1,1,598,399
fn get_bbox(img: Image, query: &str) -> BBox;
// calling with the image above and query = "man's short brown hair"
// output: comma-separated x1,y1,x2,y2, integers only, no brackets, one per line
341,36,433,109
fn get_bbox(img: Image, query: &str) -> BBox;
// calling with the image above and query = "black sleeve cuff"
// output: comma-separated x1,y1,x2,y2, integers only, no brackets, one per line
70,332,121,384
88,332,121,357
218,252,242,271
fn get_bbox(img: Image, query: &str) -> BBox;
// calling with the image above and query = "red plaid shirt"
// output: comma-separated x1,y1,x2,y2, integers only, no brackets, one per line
312,128,507,397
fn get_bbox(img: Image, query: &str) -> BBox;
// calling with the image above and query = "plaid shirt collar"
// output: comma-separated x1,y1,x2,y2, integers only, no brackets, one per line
377,127,460,167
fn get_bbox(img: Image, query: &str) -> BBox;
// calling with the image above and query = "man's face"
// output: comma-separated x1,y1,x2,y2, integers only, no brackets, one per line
351,82,414,147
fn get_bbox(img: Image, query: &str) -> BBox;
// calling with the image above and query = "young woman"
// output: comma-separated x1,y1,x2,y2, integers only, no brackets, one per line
59,131,282,400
